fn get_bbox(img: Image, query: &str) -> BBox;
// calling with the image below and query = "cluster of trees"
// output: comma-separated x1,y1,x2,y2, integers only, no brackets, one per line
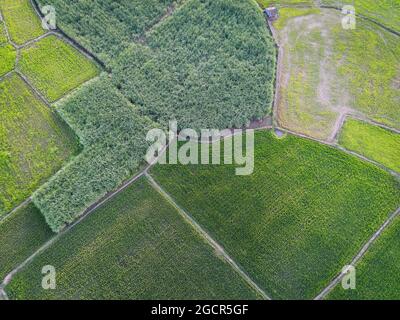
33,77,156,232
112,0,276,130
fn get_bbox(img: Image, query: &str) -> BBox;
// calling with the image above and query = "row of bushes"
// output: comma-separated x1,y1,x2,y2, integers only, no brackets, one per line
33,77,157,232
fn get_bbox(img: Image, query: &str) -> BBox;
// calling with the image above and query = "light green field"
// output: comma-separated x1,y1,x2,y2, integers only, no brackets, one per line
276,9,400,140
0,22,7,43
0,74,78,217
6,178,260,300
19,35,99,102
0,44,16,76
0,202,53,280
339,119,400,172
272,7,320,30
328,217,400,300
322,0,400,33
0,0,45,45
150,130,400,299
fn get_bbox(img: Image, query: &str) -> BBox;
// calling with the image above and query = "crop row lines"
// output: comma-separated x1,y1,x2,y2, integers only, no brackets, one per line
145,172,272,300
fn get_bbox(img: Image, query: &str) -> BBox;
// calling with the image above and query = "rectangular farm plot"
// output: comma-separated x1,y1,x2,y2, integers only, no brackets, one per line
0,0,45,45
0,202,53,280
150,130,400,299
339,118,400,172
6,178,260,300
0,74,78,217
19,35,99,102
328,217,400,300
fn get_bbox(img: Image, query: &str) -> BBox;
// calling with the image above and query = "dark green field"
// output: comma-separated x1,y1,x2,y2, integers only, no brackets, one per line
328,217,400,300
7,178,259,300
150,130,400,299
0,203,53,280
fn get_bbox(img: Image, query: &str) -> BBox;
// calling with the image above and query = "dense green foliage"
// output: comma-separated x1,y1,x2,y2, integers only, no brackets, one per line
33,77,157,232
339,119,400,172
8,178,259,300
35,0,181,62
0,74,77,216
0,43,16,76
113,0,276,130
0,202,53,279
19,35,99,102
329,217,400,300
151,131,400,299
321,0,400,33
0,0,45,45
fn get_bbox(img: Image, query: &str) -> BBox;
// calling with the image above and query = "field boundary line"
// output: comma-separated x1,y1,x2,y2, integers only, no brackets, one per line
15,70,50,106
320,5,400,37
275,126,400,179
315,206,400,300
0,197,32,224
30,0,107,70
145,172,271,300
0,144,169,292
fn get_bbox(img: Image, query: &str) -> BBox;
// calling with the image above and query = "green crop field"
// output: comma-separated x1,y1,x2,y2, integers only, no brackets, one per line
35,0,182,62
0,0,45,45
339,119,400,172
0,74,78,217
150,131,400,299
6,178,259,300
113,0,276,130
0,22,7,43
275,9,399,140
19,35,99,102
0,202,53,280
0,43,16,76
321,0,400,33
328,217,400,300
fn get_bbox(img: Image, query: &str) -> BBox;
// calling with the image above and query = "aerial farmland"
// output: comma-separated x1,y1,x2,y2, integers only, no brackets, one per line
0,0,399,308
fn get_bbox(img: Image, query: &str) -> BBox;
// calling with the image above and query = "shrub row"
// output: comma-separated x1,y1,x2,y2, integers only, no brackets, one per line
33,77,157,232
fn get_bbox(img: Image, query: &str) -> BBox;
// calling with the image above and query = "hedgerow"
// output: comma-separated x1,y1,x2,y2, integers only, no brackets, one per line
33,77,157,232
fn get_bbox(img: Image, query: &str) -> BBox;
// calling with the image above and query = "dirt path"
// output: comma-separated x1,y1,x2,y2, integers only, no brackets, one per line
145,172,271,300
315,206,400,300
0,197,32,224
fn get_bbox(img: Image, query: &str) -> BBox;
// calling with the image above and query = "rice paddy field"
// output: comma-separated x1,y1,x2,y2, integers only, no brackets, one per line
0,0,45,45
6,178,259,300
0,74,78,217
321,0,400,33
19,35,99,102
150,131,400,299
274,8,400,140
328,217,400,300
1,0,399,302
339,118,400,172
0,202,52,280
0,43,16,76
